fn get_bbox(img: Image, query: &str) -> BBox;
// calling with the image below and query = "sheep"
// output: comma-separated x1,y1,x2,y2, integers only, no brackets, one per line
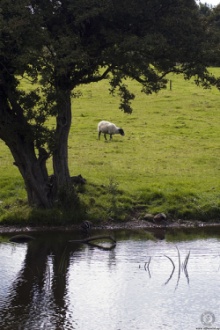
97,120,125,140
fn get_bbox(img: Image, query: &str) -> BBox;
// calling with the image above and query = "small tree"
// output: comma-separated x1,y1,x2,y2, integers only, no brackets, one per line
0,0,219,209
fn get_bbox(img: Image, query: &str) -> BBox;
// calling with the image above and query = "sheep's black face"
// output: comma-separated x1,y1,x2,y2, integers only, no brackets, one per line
119,128,125,136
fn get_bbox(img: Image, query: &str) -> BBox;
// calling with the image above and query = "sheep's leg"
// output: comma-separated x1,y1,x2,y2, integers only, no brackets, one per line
98,131,101,139
110,134,112,140
104,133,107,140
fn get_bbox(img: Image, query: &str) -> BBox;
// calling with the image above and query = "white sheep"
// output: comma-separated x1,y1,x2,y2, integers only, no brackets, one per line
97,120,125,140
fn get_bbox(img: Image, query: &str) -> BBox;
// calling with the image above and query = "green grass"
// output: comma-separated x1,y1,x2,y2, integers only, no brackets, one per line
0,68,220,224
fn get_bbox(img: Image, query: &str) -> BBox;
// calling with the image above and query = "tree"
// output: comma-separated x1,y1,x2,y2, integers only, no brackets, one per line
0,0,219,210
198,3,220,66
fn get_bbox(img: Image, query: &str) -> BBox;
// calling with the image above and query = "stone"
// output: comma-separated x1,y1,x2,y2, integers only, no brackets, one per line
143,213,154,221
153,213,167,223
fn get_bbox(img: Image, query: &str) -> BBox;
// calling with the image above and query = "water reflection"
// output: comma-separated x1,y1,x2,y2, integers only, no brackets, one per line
0,228,220,330
0,233,75,329
0,231,119,330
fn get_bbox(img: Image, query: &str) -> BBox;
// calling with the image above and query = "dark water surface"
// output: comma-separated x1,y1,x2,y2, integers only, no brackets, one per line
0,227,220,330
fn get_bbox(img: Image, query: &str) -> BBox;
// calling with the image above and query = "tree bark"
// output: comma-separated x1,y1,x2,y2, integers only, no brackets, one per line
0,84,52,208
51,88,79,206
0,79,78,209
53,89,72,188
9,141,52,208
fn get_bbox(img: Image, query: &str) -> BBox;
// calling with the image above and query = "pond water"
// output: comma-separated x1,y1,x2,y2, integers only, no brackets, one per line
0,227,220,330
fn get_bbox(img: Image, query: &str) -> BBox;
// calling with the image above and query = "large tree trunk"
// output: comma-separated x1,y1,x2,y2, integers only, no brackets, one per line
53,89,72,188
52,87,79,206
0,80,78,209
5,138,52,208
0,85,53,208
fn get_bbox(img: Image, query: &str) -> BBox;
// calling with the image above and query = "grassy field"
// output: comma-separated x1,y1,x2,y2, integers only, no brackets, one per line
0,68,220,224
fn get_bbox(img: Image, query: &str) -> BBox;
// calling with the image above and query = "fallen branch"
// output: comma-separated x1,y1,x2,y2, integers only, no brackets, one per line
9,235,35,243
69,235,116,244
87,241,116,251
69,235,117,250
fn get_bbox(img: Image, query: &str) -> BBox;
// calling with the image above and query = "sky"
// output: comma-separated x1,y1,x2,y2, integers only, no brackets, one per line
196,0,220,6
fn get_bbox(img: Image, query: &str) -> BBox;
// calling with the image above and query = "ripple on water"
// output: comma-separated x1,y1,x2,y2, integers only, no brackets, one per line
0,234,220,330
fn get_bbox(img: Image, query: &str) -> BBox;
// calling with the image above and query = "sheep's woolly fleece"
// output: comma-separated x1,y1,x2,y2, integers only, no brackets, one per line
97,120,125,140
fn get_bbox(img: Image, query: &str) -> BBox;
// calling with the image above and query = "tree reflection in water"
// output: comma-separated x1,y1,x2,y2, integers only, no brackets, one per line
0,231,84,330
0,229,198,330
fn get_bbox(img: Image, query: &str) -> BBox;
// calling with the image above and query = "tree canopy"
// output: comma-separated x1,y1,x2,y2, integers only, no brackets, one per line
0,0,219,210
198,3,220,66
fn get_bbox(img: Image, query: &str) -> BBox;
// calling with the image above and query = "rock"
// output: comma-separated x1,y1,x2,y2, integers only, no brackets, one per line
71,174,87,185
153,213,167,225
154,213,167,220
143,213,154,221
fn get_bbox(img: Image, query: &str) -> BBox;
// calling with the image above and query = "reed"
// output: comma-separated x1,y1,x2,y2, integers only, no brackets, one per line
182,250,191,284
164,255,175,285
182,251,191,271
144,256,152,277
175,246,181,290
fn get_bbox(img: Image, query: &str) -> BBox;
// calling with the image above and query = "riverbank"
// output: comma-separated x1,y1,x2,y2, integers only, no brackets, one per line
0,218,220,234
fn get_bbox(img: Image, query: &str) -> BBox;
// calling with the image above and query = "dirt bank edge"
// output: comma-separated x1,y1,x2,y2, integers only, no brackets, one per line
0,219,220,234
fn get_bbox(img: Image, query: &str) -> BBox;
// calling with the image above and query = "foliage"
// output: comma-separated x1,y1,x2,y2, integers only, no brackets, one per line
198,3,220,66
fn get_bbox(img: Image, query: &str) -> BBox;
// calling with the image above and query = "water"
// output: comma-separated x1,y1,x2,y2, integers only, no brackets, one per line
0,227,220,330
